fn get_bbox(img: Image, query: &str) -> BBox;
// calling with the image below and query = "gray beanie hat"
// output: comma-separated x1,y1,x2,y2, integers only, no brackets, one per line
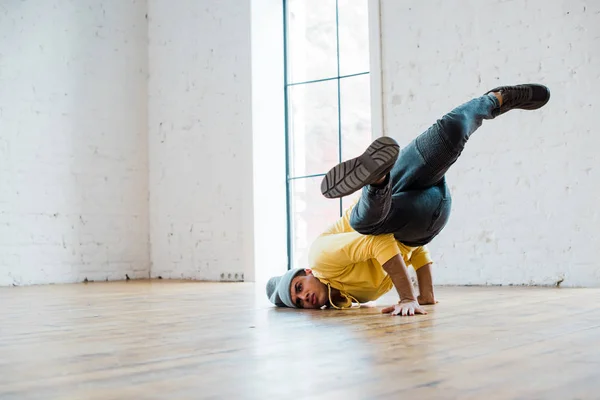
266,268,304,308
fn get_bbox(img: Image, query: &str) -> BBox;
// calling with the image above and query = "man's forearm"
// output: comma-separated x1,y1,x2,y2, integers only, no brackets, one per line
382,255,417,302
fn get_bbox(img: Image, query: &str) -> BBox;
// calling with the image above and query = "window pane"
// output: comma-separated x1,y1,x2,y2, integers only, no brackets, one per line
338,0,370,76
340,74,373,163
288,80,339,178
291,177,340,269
286,0,338,83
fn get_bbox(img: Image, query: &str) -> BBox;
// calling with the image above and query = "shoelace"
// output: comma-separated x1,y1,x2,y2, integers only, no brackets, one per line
504,87,531,104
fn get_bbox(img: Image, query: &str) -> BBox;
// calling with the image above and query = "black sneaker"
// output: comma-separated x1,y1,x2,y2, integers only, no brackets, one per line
485,84,550,117
320,136,400,199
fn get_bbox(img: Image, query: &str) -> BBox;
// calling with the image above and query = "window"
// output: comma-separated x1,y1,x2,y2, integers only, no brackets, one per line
283,0,372,270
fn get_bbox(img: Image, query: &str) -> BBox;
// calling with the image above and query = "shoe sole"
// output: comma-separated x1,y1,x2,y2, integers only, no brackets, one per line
487,84,551,111
320,136,400,199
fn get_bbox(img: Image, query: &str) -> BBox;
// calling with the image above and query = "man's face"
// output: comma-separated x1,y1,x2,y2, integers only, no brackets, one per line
290,269,328,309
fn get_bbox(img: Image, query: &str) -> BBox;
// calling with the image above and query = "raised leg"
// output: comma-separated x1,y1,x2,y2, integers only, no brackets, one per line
348,93,499,235
322,83,551,237
390,83,551,192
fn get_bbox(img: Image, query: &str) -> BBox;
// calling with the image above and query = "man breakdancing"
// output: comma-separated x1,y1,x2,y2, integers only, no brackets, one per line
266,84,550,316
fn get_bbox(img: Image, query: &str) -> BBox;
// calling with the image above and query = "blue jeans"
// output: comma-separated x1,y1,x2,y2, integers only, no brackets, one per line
349,94,500,246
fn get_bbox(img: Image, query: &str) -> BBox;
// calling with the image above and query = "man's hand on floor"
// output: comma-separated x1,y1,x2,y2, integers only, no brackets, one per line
381,300,427,316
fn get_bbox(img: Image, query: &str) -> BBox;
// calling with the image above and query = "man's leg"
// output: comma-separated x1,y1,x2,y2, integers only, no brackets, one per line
320,83,551,233
391,83,550,192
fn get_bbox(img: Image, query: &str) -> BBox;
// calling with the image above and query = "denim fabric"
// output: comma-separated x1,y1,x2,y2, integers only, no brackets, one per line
349,94,500,246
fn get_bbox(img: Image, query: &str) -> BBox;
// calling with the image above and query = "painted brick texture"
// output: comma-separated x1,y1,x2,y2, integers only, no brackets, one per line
1,0,256,286
0,1,149,285
380,0,600,286
147,0,254,282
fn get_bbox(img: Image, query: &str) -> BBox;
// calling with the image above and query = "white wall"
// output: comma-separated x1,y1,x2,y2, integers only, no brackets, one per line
0,0,150,285
377,0,600,286
148,0,256,282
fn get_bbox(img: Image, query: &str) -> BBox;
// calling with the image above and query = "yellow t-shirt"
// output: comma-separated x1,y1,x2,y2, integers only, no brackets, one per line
308,205,432,308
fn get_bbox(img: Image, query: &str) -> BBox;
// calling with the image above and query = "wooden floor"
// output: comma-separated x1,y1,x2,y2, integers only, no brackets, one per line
1,281,599,400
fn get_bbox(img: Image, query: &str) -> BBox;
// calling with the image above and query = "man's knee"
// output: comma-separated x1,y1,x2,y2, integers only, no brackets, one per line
438,112,471,149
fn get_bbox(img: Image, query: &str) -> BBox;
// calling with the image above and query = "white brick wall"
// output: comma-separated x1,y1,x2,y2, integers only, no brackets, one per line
379,0,600,286
0,0,149,285
147,0,255,282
